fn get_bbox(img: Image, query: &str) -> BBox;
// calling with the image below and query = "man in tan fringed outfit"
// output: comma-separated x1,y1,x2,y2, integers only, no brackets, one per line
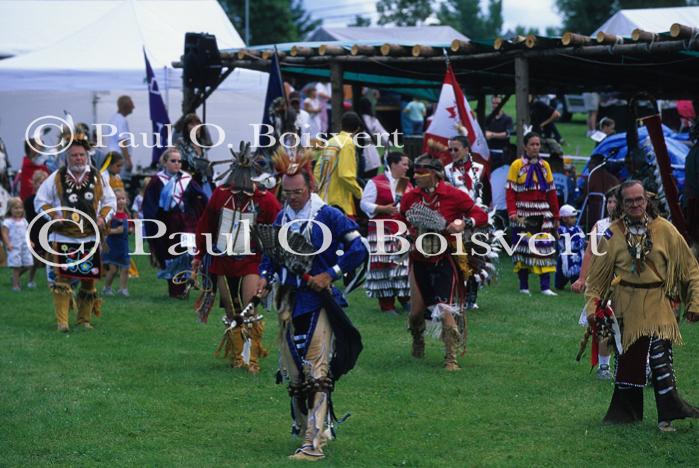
586,180,699,431
34,135,116,331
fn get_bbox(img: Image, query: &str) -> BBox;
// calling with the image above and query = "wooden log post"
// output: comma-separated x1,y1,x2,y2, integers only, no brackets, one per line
412,45,436,57
319,44,346,56
632,28,659,43
236,49,260,60
380,43,408,56
514,56,530,153
290,46,314,57
670,23,699,39
351,44,375,56
595,32,623,45
330,61,344,133
561,32,592,47
451,39,476,53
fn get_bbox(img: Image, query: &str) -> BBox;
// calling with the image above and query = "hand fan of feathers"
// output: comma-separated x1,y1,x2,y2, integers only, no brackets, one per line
405,202,447,231
253,224,314,276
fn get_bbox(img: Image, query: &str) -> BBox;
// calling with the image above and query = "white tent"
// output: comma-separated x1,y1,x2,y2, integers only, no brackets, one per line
307,26,469,43
0,0,268,168
594,6,699,36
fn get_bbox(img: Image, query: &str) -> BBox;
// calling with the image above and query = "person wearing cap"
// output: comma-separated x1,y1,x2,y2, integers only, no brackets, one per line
555,204,585,290
400,154,488,371
192,143,281,374
506,131,560,296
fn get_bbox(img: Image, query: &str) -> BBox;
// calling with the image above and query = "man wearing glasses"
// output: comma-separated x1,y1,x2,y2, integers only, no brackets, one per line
256,152,367,461
585,180,699,431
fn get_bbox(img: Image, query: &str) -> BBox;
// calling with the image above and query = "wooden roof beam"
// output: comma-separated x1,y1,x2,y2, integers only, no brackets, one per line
381,43,408,56
561,32,592,47
671,23,699,40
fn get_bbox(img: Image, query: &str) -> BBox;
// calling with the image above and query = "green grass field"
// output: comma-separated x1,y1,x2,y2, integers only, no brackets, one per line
2,251,699,467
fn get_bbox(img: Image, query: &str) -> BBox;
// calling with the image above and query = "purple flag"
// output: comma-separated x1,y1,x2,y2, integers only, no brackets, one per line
144,49,171,166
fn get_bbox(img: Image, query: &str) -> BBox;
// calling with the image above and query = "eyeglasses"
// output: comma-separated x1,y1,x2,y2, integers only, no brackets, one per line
169,159,182,163
282,188,306,197
623,197,646,207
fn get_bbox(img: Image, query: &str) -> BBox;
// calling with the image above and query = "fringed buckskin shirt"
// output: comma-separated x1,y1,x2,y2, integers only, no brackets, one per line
585,216,699,352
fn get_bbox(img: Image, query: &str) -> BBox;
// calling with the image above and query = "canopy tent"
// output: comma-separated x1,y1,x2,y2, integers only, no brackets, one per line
594,6,699,36
0,0,268,168
307,26,469,43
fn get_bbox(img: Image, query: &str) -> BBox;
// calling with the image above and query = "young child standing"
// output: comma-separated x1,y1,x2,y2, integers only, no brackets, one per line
555,204,585,290
2,198,34,291
102,189,131,296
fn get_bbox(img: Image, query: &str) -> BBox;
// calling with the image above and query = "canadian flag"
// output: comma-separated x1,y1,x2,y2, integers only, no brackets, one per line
423,65,490,165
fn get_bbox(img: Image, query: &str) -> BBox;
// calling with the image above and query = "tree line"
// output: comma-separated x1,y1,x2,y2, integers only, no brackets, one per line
219,0,699,46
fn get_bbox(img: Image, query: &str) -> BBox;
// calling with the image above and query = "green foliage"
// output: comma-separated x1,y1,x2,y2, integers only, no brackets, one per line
349,14,372,27
437,0,504,40
219,0,321,45
513,25,540,36
291,0,322,40
376,0,432,26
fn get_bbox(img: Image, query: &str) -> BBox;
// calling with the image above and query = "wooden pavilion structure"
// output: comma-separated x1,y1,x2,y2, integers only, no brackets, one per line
175,23,699,147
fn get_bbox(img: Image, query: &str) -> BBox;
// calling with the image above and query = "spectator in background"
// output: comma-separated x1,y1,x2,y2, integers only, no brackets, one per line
543,139,573,206
303,85,323,139
23,169,49,289
583,92,600,137
530,95,562,143
677,100,696,132
358,97,390,179
315,82,331,133
578,154,620,232
175,113,214,196
104,95,135,179
19,138,49,201
485,95,513,152
403,97,426,135
289,91,311,146
599,117,616,137
489,144,515,231
685,120,699,244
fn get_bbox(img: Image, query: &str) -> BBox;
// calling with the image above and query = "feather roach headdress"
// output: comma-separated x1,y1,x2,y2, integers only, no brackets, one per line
270,146,315,187
212,141,266,194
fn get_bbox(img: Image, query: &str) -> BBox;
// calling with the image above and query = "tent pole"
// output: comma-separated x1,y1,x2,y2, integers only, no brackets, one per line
330,61,343,133
514,56,529,153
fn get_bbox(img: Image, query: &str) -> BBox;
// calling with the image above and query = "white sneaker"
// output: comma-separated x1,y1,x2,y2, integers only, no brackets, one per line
519,289,531,295
102,287,114,296
27,282,37,289
117,289,129,297
541,289,558,296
